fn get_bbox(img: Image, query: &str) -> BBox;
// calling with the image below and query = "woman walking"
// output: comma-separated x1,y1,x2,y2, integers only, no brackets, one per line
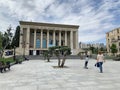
97,51,105,73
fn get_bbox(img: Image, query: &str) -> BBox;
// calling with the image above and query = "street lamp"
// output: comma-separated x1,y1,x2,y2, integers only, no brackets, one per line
20,32,26,58
23,40,26,58
13,45,16,61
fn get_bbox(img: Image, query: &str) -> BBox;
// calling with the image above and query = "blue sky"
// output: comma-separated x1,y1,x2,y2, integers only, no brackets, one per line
0,0,120,44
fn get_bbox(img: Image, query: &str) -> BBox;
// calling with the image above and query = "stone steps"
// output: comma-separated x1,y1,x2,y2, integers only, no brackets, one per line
27,55,81,60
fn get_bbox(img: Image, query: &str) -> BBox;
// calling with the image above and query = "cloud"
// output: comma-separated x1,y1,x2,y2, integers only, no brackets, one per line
0,0,120,44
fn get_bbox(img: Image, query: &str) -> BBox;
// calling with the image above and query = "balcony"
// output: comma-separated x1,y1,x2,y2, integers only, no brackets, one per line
118,38,120,40
111,39,118,42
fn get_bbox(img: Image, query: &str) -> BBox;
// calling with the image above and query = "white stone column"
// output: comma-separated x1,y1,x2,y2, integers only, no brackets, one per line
26,27,30,55
34,29,36,49
59,31,61,46
53,30,55,46
19,27,23,49
41,29,43,48
70,30,73,49
47,30,49,48
26,27,30,49
65,31,67,46
76,30,79,49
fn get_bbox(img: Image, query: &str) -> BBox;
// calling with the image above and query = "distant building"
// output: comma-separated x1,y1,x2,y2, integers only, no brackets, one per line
17,21,79,55
79,42,89,49
79,42,105,49
106,27,120,55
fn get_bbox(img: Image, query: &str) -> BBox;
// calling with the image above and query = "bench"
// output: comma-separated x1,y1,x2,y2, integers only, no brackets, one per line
0,61,10,73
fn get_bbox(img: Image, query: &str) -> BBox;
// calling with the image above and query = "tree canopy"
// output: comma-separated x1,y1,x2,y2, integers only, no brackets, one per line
11,26,20,47
110,43,117,55
0,31,3,49
0,26,13,57
49,46,71,67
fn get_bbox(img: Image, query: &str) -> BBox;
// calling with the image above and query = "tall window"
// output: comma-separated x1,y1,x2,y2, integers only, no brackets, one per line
43,39,47,48
56,40,59,46
49,40,53,44
36,39,40,48
118,36,120,40
117,29,119,33
61,40,64,46
49,32,53,36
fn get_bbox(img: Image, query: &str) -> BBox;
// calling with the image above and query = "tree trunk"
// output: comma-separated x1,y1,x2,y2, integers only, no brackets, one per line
58,58,61,67
47,56,50,62
47,58,50,62
60,56,66,67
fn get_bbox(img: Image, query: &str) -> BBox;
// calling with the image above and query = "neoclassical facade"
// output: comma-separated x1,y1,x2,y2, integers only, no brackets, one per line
18,21,79,55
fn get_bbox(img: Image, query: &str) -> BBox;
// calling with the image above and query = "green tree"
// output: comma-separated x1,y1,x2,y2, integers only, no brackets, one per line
0,31,3,49
110,44,117,56
99,47,106,53
43,50,52,62
49,46,71,67
0,26,13,57
11,26,20,47
89,46,95,54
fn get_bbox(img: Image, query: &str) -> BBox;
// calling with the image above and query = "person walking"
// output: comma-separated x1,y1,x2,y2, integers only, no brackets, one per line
97,51,105,73
84,55,89,69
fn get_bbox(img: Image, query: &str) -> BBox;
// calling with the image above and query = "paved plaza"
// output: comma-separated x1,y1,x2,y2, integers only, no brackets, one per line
0,59,120,90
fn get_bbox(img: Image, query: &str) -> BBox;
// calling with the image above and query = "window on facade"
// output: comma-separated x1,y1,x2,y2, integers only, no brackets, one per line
61,32,64,36
49,32,53,36
43,32,47,36
23,28,27,30
36,31,40,36
56,40,59,46
36,39,40,48
61,40,64,46
117,29,119,33
31,31,34,35
118,36,120,40
56,33,58,36
37,31,40,33
49,40,53,44
43,39,47,48
119,42,120,46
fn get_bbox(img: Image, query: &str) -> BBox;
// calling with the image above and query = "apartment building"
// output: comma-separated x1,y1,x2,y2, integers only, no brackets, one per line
106,27,120,55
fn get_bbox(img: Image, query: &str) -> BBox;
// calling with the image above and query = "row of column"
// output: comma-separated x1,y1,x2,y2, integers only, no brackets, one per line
20,27,78,50
33,30,69,48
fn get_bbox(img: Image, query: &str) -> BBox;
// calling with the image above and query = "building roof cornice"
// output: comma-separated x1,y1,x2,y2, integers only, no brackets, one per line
19,21,79,29
106,27,120,34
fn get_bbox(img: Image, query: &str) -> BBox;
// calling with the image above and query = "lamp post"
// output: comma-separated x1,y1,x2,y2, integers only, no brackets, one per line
23,40,26,58
13,45,16,61
20,32,26,58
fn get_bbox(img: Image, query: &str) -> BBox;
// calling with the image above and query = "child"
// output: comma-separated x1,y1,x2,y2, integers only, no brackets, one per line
84,55,89,69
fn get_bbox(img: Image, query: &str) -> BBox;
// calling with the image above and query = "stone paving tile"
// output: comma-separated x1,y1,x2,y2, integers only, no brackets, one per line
12,85,37,90
0,59,120,90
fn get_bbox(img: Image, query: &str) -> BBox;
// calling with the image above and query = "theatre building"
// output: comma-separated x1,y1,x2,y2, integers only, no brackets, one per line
18,21,79,55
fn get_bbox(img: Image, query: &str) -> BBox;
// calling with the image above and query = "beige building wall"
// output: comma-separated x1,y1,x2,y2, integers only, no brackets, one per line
106,27,120,55
18,21,79,55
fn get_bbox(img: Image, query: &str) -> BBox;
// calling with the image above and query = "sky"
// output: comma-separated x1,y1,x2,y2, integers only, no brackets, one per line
0,0,120,44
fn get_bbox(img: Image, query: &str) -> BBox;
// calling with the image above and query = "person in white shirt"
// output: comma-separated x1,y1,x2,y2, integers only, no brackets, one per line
84,55,89,69
97,51,105,73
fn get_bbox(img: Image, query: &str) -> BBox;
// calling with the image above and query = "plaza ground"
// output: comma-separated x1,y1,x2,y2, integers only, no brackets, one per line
0,59,120,90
